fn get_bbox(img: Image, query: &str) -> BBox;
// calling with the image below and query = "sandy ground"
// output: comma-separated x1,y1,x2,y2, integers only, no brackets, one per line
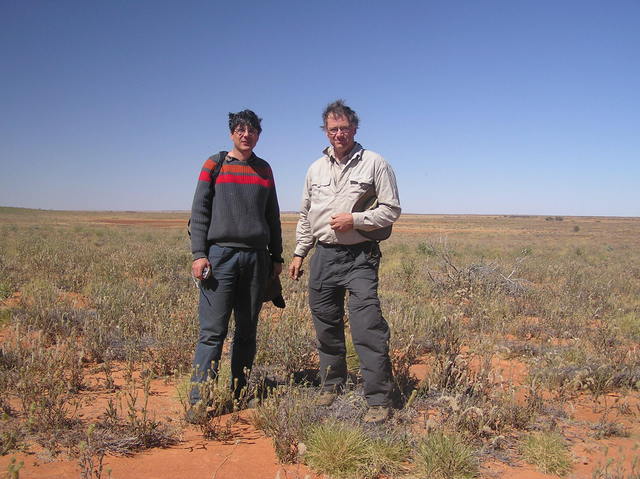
2,213,639,478
1,343,637,479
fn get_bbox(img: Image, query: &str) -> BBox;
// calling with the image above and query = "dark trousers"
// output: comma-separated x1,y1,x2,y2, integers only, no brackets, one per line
189,244,269,404
309,242,393,407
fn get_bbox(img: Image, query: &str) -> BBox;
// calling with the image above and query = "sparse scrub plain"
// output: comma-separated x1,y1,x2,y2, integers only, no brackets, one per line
0,209,639,478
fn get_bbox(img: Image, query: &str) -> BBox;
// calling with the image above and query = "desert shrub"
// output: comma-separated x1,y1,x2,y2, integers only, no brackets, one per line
592,419,631,440
418,315,470,395
0,283,11,303
531,348,640,399
0,421,25,456
76,424,108,479
521,431,572,476
252,383,320,463
592,452,640,479
414,430,479,479
0,313,10,336
612,312,640,341
417,241,438,257
2,457,23,479
92,366,178,455
419,343,540,440
255,305,316,378
4,331,83,433
145,305,196,376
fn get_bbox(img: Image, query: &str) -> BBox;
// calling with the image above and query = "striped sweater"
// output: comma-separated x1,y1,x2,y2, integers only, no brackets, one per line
190,152,283,262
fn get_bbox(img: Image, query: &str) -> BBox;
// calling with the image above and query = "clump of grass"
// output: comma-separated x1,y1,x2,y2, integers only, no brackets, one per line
304,421,369,478
414,430,479,479
304,420,408,479
521,431,573,476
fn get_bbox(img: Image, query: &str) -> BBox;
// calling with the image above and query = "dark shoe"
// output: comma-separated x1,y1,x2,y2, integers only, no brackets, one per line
185,403,208,424
315,391,337,407
363,406,390,424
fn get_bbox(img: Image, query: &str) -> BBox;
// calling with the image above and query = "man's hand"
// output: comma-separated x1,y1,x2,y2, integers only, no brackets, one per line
288,256,304,280
330,213,354,232
272,261,283,278
192,258,210,280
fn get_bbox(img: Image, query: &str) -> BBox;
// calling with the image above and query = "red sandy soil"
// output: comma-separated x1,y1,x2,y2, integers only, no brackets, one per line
0,365,317,479
410,351,640,478
2,294,639,479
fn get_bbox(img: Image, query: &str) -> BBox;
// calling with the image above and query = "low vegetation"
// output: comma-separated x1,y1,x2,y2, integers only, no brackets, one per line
0,209,639,478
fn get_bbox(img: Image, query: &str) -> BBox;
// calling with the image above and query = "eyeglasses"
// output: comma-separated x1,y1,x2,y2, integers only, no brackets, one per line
326,126,353,136
234,126,259,136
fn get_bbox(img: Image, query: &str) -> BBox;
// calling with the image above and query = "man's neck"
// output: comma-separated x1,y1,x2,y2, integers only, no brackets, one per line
333,143,355,163
229,148,253,162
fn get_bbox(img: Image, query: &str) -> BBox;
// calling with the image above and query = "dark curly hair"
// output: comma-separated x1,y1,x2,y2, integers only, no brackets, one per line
321,99,359,130
228,109,262,133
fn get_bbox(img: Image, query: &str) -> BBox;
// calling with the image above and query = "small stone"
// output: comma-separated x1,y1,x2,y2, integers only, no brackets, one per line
297,442,307,456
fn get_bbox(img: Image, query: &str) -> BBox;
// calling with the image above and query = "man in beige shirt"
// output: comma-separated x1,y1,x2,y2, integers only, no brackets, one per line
289,99,401,423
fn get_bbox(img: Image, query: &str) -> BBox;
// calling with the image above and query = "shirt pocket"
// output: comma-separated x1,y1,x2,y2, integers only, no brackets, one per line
311,181,332,201
348,176,374,197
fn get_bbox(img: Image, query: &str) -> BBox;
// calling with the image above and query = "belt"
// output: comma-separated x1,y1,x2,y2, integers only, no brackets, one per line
317,241,374,249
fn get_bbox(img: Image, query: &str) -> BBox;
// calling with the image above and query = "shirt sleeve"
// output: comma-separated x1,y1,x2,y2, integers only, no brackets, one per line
351,158,401,230
294,171,315,257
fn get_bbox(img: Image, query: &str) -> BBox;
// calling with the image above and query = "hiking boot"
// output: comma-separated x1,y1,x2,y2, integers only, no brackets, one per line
363,406,390,424
315,391,337,407
184,404,208,424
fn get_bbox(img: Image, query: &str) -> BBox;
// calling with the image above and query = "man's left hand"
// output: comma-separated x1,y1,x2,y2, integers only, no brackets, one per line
330,213,354,232
272,261,283,278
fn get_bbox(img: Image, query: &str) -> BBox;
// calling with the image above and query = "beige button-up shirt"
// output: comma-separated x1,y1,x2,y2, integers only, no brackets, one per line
294,143,401,257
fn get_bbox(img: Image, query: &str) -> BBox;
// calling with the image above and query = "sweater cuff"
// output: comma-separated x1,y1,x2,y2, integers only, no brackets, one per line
271,254,284,263
192,252,207,261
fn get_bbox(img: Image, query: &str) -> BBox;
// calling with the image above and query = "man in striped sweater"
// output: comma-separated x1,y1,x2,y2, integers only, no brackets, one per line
187,110,283,422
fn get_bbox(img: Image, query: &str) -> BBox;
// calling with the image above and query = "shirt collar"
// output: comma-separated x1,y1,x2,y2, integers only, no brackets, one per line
323,142,363,165
226,152,257,163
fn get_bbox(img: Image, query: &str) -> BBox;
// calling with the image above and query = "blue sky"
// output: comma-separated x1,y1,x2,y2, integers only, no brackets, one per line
1,1,638,216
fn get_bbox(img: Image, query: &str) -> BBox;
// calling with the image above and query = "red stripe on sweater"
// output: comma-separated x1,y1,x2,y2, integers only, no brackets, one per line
198,170,211,182
216,174,274,188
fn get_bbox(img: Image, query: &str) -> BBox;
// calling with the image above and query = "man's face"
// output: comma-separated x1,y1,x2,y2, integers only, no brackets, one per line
325,114,356,156
230,124,260,154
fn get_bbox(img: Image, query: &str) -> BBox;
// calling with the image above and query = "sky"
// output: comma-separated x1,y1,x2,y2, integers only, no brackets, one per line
1,0,638,216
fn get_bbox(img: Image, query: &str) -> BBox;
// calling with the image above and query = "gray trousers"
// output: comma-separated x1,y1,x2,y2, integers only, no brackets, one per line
189,244,269,404
309,242,393,407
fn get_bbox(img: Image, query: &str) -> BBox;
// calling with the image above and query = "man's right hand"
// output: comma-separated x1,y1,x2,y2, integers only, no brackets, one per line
192,258,211,280
288,256,304,280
